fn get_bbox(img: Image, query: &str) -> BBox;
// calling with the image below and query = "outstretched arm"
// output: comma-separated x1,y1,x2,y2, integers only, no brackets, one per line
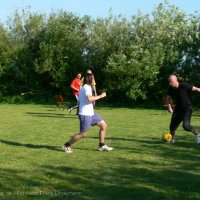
87,92,106,102
192,86,200,93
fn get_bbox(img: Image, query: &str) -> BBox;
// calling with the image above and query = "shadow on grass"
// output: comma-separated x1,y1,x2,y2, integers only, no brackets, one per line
1,142,200,199
1,158,200,200
1,133,200,199
26,112,77,119
0,139,62,152
87,136,136,142
0,139,100,153
130,136,200,162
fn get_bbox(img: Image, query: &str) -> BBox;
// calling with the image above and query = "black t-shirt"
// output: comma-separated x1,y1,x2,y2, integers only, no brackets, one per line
168,83,193,109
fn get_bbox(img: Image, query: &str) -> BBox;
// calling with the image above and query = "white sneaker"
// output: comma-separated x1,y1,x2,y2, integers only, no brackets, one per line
196,133,200,144
171,139,175,144
165,139,175,144
68,108,73,113
62,145,73,153
98,145,113,151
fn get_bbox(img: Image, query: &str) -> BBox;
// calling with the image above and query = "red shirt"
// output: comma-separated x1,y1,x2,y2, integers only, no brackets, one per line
70,77,81,95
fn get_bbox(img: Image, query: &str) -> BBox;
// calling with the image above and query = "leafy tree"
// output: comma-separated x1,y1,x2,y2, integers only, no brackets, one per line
104,1,199,103
34,11,89,95
85,14,133,93
0,1,200,105
176,14,200,84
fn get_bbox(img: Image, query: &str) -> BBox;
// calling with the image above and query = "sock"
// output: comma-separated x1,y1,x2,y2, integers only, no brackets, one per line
191,128,198,136
64,142,71,147
170,131,175,138
99,143,105,147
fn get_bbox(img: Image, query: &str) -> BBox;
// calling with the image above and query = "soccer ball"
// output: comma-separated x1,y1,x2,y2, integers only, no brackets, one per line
162,132,172,142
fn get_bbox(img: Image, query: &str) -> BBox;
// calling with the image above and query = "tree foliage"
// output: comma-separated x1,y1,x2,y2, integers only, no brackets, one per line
0,1,199,104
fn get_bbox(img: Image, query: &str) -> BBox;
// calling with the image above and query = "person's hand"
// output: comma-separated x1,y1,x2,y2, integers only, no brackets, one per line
168,107,173,113
101,92,106,98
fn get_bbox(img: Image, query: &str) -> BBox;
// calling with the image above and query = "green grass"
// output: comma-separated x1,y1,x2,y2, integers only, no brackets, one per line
0,104,200,200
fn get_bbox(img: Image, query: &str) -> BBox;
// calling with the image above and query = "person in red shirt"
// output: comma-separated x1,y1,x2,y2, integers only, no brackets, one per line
68,72,82,113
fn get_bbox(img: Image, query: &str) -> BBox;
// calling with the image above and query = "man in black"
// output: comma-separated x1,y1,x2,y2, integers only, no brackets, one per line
166,74,200,143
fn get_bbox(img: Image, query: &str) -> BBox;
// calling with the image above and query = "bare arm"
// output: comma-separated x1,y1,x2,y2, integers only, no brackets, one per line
93,85,97,96
192,86,200,93
87,92,106,102
70,85,79,91
92,76,97,96
166,95,173,113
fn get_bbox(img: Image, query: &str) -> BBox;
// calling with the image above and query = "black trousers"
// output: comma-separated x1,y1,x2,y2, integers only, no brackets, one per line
170,106,193,132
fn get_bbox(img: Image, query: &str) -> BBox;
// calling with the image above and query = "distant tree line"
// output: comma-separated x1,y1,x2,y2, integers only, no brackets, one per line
0,1,199,104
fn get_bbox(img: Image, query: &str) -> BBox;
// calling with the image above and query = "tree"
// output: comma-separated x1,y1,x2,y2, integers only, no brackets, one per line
0,2,200,105
104,1,199,103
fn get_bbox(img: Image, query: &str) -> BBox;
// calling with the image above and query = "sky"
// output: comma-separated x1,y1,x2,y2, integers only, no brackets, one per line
0,0,199,24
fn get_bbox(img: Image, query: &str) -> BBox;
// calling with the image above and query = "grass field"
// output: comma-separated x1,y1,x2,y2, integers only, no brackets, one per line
0,104,200,200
